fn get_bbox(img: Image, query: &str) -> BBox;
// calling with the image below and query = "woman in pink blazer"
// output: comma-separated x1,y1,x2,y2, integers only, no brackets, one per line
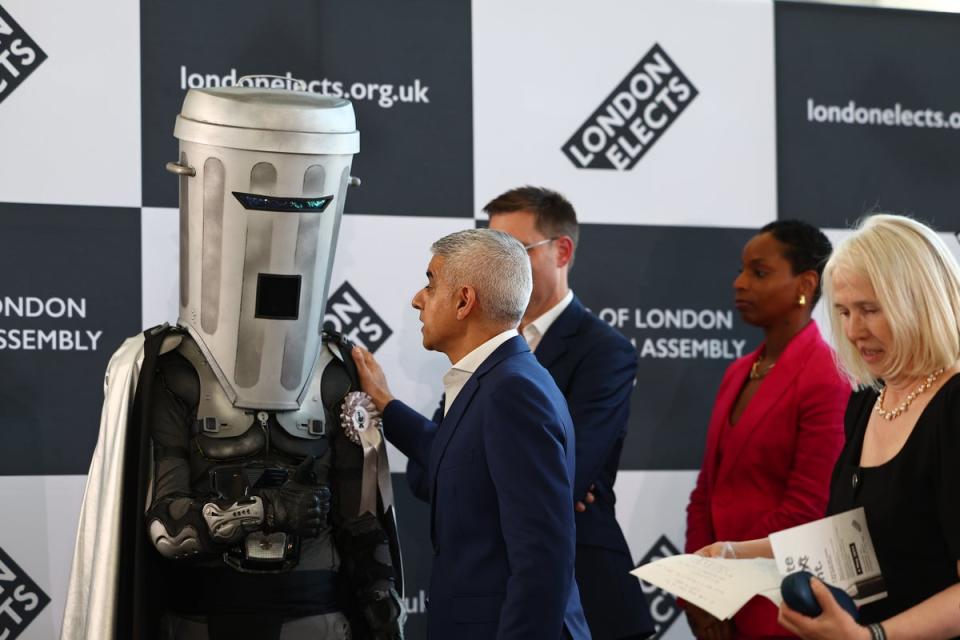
684,220,851,640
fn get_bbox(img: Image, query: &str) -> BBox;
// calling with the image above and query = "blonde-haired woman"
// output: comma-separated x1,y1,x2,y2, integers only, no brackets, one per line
701,214,960,640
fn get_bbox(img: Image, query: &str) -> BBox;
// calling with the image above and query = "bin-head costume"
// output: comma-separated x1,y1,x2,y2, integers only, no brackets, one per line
172,86,357,411
63,86,403,640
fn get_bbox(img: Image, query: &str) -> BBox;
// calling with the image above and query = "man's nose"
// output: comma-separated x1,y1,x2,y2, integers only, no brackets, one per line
411,290,423,310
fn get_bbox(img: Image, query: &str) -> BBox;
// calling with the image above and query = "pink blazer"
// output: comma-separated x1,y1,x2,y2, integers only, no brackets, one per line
685,321,850,639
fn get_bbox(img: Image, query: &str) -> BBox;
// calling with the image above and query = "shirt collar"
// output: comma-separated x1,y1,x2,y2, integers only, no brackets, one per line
441,328,519,415
450,327,519,375
523,290,574,348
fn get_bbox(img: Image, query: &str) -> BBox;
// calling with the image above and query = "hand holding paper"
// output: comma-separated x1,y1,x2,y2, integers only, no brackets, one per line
631,555,782,620
632,509,885,621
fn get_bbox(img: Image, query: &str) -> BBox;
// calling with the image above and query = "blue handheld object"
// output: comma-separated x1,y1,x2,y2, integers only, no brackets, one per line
781,571,859,622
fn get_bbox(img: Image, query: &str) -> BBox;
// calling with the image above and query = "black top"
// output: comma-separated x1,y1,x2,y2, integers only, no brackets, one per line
827,374,960,624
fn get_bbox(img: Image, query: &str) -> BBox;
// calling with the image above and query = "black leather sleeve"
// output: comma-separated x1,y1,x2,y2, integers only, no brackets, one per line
145,352,226,557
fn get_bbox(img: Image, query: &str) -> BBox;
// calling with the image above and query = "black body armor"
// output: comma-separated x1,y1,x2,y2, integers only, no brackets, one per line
144,327,403,639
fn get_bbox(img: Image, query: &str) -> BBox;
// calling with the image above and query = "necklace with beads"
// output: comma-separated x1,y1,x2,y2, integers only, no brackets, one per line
874,368,945,421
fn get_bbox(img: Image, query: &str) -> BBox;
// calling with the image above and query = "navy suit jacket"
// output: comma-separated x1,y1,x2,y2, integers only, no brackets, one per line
538,296,636,552
410,297,653,639
529,298,654,639
384,335,590,640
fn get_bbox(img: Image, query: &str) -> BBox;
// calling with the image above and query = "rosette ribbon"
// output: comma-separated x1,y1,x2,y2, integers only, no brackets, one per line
340,391,394,516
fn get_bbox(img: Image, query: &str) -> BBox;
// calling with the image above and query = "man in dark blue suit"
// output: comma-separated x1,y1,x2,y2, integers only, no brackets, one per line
351,228,590,640
410,187,654,640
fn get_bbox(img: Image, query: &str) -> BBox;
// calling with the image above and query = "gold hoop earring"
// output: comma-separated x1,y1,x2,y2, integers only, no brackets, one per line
798,294,807,307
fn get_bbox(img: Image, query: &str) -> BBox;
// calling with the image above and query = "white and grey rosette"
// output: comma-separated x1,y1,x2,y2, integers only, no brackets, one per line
340,391,381,445
340,391,393,515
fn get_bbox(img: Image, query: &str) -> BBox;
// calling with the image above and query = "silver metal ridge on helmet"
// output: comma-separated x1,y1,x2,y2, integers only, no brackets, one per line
168,85,359,409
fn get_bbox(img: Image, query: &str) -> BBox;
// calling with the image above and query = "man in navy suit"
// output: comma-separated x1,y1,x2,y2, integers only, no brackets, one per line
351,228,590,640
411,187,654,639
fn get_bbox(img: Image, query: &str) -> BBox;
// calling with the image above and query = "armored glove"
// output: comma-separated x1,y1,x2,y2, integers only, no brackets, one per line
257,456,331,538
362,584,405,640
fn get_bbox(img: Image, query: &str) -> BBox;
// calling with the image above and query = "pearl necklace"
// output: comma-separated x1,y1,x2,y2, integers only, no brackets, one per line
874,368,945,421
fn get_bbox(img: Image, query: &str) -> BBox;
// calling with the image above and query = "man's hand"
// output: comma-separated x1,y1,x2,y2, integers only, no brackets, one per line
575,484,596,512
352,346,396,413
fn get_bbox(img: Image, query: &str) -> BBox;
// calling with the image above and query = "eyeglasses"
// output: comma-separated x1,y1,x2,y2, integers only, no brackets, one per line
522,237,557,253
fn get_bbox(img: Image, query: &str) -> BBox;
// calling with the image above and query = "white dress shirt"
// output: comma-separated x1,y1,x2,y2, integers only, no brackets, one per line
442,328,518,416
521,290,574,352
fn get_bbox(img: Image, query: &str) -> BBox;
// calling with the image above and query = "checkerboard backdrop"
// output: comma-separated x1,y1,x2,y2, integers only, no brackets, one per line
1,1,959,637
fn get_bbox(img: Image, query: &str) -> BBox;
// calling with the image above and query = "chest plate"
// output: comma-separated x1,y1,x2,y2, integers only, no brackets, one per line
174,333,355,462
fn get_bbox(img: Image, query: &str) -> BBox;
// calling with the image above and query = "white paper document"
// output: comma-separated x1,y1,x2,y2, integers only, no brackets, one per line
770,507,887,606
631,556,782,620
631,508,886,619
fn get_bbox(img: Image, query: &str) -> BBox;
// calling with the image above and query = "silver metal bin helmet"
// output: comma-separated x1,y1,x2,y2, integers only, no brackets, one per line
168,86,359,410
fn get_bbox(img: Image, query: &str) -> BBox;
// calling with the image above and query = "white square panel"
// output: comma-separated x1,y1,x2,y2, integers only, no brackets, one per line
330,213,474,469
142,207,180,329
473,0,776,228
615,470,696,566
615,469,699,640
0,475,87,639
0,0,140,208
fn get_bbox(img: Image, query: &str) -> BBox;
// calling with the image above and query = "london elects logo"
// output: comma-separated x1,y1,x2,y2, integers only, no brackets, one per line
564,44,697,170
324,282,393,353
637,535,683,639
0,546,50,640
0,5,47,107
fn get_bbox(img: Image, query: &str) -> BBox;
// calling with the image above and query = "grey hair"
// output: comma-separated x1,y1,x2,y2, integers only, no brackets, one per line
430,228,532,325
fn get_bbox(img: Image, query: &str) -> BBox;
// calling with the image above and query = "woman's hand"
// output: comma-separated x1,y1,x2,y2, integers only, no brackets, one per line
695,541,738,558
778,578,870,640
694,538,773,560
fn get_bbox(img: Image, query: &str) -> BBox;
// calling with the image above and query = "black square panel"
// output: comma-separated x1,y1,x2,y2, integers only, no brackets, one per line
141,0,473,217
256,273,301,320
776,2,960,228
0,203,140,475
0,5,48,108
570,223,761,470
0,545,50,639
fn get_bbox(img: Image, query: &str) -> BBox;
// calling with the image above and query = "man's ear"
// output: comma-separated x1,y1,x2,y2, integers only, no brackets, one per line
456,286,478,320
555,236,575,269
